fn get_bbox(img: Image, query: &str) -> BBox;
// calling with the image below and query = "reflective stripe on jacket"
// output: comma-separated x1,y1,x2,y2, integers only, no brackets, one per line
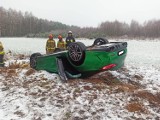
0,42,5,55
57,41,66,49
0,51,5,55
65,36,75,46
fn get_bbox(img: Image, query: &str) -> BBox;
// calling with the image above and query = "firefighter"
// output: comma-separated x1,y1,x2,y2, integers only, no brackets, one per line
46,34,56,54
65,31,75,47
57,35,66,50
0,41,5,67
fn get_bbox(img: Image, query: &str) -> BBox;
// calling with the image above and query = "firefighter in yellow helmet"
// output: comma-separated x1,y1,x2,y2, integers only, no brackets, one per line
57,35,66,50
0,41,5,67
46,34,56,54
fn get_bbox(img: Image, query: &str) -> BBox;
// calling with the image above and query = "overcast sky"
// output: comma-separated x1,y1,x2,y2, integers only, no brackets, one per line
1,0,160,27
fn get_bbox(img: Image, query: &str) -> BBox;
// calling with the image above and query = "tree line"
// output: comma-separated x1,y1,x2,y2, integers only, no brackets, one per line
0,7,69,37
0,7,160,39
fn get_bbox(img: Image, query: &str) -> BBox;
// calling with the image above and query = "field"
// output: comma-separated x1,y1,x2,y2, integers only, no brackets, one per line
0,38,160,120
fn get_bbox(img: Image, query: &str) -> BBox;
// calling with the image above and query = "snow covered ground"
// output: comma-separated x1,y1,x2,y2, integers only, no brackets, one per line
0,38,160,120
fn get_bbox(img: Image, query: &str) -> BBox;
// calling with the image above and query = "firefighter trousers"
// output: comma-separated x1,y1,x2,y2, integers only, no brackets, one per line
0,55,4,67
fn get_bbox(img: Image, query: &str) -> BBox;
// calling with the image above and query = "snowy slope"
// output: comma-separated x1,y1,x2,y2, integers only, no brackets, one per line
0,38,160,120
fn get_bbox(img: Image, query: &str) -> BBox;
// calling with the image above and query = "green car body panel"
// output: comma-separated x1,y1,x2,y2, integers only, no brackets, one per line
71,49,127,72
35,48,127,73
36,52,67,73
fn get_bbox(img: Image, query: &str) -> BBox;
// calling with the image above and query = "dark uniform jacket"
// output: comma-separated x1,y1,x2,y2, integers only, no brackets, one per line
0,41,4,67
65,36,75,46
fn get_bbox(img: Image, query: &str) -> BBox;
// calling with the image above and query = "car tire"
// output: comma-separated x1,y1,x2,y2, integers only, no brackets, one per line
93,38,109,46
30,53,42,69
68,42,86,66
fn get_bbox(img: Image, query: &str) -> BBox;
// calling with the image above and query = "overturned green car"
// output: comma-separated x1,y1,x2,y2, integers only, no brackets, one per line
30,38,127,81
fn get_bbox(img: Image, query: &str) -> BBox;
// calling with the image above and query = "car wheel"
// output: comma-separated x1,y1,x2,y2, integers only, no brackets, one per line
93,38,109,46
30,53,42,69
68,42,86,66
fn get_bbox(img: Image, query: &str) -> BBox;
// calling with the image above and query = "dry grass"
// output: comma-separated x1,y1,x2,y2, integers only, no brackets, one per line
8,69,16,74
80,72,121,85
0,61,30,77
7,61,29,69
125,102,147,113
7,69,18,77
115,84,138,92
21,63,29,68
68,71,140,93
8,62,22,69
81,78,108,84
25,68,35,76
135,91,160,106
0,68,18,77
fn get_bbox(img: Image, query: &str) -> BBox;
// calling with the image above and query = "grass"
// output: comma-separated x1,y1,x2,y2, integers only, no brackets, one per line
135,91,160,106
25,68,35,76
125,102,147,113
